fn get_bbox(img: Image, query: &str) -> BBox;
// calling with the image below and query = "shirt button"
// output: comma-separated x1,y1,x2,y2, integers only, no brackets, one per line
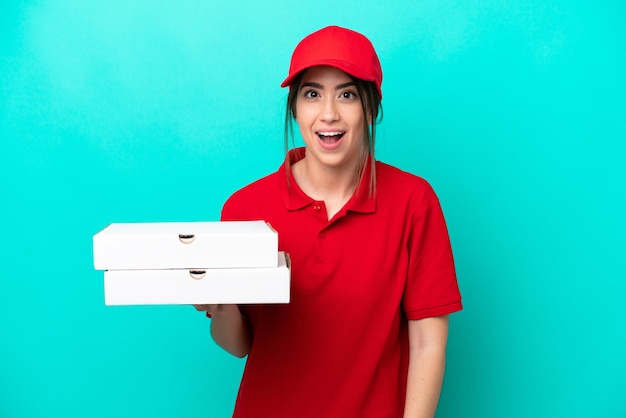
313,204,321,211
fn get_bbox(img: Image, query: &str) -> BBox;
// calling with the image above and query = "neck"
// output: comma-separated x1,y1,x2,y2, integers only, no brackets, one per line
292,156,360,204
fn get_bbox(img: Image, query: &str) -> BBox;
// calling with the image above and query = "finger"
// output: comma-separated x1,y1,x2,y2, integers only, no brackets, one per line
193,304,220,312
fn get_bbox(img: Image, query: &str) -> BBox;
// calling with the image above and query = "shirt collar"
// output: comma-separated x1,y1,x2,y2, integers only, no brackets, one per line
279,147,376,214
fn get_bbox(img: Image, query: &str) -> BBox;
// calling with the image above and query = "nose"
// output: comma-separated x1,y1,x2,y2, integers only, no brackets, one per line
320,96,340,123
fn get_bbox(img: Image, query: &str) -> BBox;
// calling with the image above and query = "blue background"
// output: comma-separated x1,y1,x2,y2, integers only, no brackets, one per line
1,1,624,417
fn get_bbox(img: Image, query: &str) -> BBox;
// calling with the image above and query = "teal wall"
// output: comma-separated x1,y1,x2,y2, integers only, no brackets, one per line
1,1,624,417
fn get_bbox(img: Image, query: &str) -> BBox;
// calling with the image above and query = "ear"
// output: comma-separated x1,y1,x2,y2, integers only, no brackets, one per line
365,105,373,125
363,96,374,125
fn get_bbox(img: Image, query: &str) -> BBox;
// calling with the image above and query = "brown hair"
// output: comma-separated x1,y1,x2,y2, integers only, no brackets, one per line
283,71,383,196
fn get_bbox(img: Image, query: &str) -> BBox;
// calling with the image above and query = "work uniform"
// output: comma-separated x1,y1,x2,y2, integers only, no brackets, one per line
221,147,462,418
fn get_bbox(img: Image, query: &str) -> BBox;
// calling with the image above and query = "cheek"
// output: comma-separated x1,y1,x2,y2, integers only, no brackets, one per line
294,110,312,137
295,102,314,125
350,113,367,136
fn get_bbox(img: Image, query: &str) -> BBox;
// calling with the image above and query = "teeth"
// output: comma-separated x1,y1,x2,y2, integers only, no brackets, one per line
318,132,343,136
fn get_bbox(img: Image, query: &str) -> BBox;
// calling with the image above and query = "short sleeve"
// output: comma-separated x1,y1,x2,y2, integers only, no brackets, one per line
221,193,243,221
403,193,462,320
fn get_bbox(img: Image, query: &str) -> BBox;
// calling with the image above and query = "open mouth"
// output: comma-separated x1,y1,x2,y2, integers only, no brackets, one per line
317,131,345,144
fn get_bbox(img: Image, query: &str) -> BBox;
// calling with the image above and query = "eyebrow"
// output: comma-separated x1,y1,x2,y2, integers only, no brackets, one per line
300,81,356,90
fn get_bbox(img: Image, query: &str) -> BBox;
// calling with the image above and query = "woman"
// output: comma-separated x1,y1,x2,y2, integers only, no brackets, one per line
197,26,462,418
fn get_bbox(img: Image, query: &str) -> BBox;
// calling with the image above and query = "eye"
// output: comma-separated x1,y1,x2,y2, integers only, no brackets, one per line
340,90,358,100
302,89,319,99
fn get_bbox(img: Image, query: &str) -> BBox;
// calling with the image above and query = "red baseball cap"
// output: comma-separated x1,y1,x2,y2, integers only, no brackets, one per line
281,26,383,99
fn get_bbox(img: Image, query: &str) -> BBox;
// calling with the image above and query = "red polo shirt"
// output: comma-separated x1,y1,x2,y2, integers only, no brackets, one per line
221,148,462,418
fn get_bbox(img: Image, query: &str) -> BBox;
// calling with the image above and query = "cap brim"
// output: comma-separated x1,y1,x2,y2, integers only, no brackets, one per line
281,60,375,87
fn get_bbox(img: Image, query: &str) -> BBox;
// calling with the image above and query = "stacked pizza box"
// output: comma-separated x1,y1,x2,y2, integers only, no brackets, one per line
93,221,290,305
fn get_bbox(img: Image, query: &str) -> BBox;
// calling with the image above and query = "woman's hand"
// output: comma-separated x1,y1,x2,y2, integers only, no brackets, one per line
193,304,233,316
193,304,252,358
